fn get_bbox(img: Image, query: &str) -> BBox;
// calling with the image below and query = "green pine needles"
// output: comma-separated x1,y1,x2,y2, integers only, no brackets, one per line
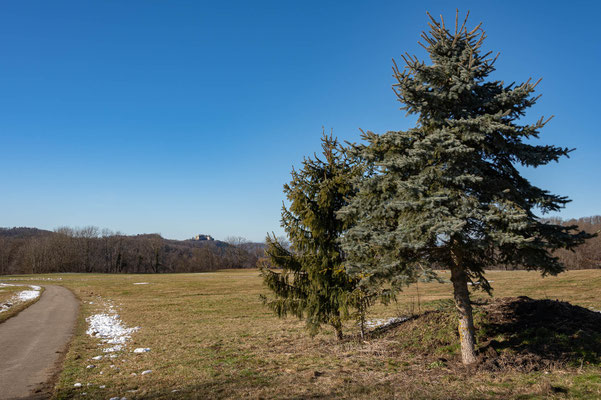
260,133,372,340
262,11,592,362
339,11,592,364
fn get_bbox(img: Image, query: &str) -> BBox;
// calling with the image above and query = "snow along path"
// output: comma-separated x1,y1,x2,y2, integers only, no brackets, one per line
0,284,42,313
0,285,79,400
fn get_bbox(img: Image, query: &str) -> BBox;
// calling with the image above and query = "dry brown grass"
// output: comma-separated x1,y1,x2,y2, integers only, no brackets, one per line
0,284,25,303
2,269,600,399
0,284,44,323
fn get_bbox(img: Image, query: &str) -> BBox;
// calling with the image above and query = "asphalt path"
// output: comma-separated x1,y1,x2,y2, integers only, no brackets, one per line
0,285,78,399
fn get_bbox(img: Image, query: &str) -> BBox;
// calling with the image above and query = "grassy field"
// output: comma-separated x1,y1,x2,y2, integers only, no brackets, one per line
1,270,601,399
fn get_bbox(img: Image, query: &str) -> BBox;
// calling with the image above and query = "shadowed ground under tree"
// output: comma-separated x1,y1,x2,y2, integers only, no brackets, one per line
479,297,601,372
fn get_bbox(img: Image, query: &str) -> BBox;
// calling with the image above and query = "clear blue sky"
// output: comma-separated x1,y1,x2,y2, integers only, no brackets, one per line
1,0,599,241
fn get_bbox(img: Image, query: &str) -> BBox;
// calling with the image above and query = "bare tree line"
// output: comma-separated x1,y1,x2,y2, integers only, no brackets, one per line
477,216,601,271
0,227,265,275
550,216,601,269
0,216,598,276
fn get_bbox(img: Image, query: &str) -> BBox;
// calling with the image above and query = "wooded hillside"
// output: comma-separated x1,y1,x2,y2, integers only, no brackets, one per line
0,216,598,275
551,216,601,269
0,227,264,275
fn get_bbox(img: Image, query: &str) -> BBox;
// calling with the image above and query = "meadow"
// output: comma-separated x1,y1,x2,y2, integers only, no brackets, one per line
2,269,601,399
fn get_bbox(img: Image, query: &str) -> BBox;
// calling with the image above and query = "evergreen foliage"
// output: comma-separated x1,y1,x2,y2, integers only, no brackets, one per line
339,11,593,363
261,133,369,339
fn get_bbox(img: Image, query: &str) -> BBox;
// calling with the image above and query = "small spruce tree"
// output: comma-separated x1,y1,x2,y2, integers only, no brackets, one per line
339,11,592,364
261,132,367,340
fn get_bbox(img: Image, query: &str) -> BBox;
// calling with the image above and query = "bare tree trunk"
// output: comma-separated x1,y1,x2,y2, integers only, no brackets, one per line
450,262,478,365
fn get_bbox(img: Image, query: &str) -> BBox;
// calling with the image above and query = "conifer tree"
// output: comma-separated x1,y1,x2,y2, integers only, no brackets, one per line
339,11,592,364
261,132,367,340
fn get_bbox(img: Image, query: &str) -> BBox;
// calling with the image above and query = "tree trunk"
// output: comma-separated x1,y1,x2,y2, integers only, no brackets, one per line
331,315,343,341
450,263,478,365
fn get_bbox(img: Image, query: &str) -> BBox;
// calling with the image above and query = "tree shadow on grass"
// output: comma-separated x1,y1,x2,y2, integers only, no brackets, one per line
479,296,601,371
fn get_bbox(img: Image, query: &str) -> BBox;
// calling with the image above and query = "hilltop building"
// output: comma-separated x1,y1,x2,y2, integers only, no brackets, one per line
193,234,214,241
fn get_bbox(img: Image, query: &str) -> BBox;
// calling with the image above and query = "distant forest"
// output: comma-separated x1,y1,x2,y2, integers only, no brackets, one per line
0,216,599,275
544,216,601,269
0,227,265,275
472,216,600,271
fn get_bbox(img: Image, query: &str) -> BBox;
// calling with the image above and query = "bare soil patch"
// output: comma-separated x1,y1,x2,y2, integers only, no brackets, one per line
371,295,601,378
479,296,601,372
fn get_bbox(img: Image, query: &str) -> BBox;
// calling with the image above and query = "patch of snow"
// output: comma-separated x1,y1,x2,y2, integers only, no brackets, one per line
87,312,139,347
99,385,106,389
364,317,409,329
17,290,40,301
103,345,123,353
86,365,95,369
85,298,150,356
133,347,150,353
468,280,494,286
133,282,149,285
141,370,152,375
0,284,41,312
74,383,82,388
2,277,61,281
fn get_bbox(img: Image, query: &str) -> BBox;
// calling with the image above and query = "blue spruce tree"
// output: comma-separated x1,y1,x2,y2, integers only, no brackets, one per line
339,11,592,364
